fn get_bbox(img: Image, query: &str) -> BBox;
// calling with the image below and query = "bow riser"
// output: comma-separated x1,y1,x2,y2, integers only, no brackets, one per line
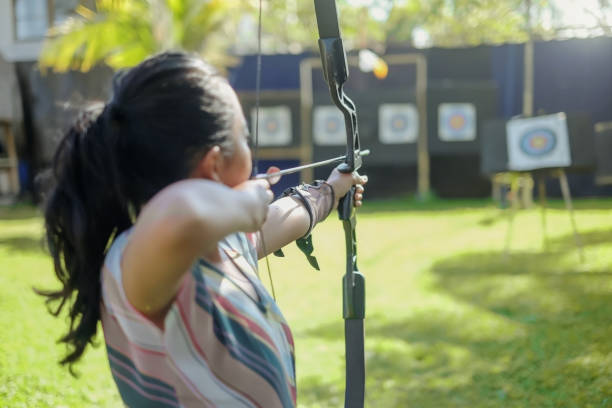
317,39,362,174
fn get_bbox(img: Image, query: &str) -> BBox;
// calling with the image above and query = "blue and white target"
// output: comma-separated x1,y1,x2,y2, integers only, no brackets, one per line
314,106,345,145
438,103,476,142
506,112,571,171
378,104,418,144
520,128,557,157
250,106,292,146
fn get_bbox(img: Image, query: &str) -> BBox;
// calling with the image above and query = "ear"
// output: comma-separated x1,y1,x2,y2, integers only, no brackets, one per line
191,146,223,181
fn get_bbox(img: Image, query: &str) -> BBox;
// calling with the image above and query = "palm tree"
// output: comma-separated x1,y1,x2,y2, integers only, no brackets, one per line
39,0,244,73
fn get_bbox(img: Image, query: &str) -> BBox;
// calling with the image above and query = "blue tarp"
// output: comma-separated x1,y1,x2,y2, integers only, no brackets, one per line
231,38,612,123
534,38,612,123
229,53,310,91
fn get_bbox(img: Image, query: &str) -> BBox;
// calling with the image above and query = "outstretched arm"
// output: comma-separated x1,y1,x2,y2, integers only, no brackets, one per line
255,169,367,258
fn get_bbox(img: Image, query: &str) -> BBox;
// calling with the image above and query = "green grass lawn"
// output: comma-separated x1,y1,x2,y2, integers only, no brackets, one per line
1,199,611,407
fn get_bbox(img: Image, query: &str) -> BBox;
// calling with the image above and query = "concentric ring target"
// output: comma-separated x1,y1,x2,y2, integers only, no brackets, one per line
448,113,467,131
438,103,476,141
325,116,342,133
378,103,418,144
314,106,345,145
506,112,571,171
264,117,279,134
390,113,408,132
520,128,557,157
250,106,292,146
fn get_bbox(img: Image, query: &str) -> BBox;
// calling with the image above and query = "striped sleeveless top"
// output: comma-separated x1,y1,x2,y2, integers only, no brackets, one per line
100,230,296,407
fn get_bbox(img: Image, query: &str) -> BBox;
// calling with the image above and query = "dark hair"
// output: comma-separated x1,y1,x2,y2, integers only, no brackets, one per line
39,52,235,373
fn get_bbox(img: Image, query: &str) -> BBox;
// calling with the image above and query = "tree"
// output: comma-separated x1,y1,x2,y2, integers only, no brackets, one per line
235,0,388,55
385,0,553,48
39,0,243,73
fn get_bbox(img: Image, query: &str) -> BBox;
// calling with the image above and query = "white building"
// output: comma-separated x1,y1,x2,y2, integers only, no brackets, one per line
0,1,83,196
1,0,81,112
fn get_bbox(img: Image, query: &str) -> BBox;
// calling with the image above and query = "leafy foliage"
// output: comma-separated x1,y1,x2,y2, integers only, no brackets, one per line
38,0,612,73
386,0,554,47
39,0,241,72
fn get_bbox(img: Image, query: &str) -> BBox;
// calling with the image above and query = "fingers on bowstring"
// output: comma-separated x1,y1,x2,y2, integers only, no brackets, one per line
266,166,281,186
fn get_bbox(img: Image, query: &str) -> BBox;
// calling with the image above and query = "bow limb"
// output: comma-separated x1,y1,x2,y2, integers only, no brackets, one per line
313,1,366,407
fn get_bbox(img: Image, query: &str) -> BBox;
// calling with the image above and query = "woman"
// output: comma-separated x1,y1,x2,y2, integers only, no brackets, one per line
41,51,366,407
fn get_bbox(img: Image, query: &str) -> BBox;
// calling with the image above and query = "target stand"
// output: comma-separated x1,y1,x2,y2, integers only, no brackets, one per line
506,169,584,263
594,121,612,186
0,118,19,204
482,114,585,262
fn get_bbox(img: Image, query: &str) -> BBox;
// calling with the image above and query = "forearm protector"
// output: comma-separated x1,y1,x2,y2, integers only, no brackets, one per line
273,180,335,270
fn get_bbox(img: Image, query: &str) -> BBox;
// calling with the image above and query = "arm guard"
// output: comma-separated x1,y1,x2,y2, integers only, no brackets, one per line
273,180,335,270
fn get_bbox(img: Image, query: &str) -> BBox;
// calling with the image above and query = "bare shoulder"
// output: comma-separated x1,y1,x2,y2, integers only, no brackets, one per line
120,181,214,318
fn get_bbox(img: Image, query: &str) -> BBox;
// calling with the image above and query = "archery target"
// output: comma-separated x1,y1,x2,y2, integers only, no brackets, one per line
438,103,477,142
250,106,292,146
378,103,418,144
313,106,345,145
506,113,571,171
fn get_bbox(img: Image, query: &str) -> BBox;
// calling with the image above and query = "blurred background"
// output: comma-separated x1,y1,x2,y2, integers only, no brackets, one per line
0,1,611,407
1,0,612,202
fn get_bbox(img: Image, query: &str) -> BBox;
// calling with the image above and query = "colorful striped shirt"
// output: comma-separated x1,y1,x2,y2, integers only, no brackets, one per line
100,230,296,407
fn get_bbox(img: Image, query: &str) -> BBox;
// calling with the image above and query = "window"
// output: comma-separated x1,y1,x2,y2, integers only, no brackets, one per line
14,0,48,41
14,0,79,41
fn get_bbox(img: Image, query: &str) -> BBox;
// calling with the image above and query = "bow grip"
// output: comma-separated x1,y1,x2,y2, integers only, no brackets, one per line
337,161,356,221
338,185,355,221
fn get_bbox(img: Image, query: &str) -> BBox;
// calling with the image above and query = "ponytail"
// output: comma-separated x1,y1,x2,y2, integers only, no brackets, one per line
39,51,235,373
39,106,132,373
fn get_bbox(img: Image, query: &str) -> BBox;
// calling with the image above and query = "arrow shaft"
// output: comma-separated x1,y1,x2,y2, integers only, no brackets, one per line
255,149,370,180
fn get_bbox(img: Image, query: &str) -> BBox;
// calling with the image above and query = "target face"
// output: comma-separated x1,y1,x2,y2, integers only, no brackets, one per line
378,104,418,144
520,129,557,156
507,113,571,171
314,106,345,145
250,106,292,146
438,103,477,142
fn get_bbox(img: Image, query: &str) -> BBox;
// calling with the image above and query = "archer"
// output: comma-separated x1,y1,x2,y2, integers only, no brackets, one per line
40,51,367,407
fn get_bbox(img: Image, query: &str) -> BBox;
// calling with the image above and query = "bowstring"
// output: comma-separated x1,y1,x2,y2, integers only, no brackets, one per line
254,0,277,301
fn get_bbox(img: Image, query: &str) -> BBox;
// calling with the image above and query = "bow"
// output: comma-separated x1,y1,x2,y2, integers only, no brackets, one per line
313,1,366,406
252,1,366,405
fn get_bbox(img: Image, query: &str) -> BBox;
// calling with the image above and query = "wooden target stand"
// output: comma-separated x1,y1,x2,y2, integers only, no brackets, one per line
498,27,584,262
495,168,584,262
594,121,612,186
0,118,20,203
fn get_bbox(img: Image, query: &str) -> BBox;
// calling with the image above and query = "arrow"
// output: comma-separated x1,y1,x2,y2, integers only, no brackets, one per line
255,149,370,180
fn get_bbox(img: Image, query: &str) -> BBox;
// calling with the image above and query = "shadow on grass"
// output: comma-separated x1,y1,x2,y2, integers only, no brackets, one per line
297,375,343,407
360,197,612,215
360,197,496,214
0,204,41,220
548,228,612,250
299,229,612,407
0,236,46,254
